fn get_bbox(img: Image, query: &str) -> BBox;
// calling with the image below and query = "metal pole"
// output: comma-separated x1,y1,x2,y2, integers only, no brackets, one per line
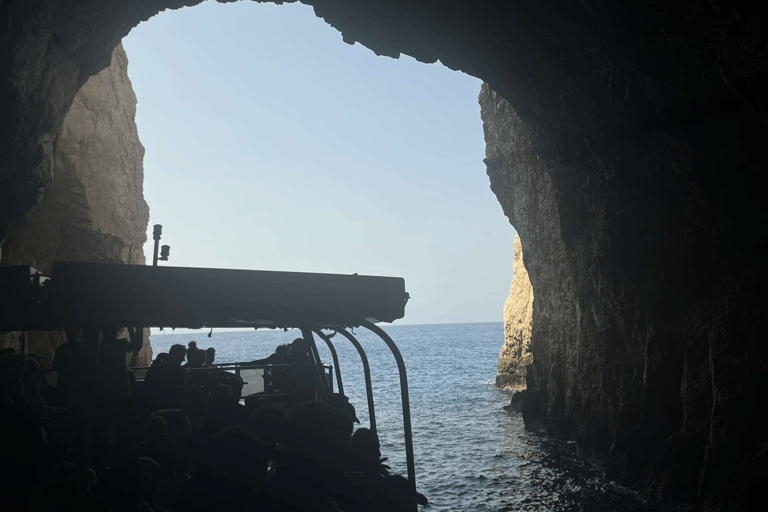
361,321,416,504
312,329,343,395
299,327,330,401
152,224,162,266
335,328,377,435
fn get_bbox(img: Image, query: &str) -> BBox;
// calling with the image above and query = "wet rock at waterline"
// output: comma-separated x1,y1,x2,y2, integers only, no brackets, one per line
0,42,151,369
496,234,533,391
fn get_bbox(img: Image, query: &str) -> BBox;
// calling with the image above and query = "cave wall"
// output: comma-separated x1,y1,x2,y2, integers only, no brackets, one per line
0,41,152,369
495,234,533,391
0,0,766,509
481,76,767,506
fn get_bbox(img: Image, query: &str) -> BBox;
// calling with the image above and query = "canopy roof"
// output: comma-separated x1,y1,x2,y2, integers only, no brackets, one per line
0,262,408,331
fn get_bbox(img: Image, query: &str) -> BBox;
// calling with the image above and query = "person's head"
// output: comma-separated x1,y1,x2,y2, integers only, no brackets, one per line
188,427,271,507
327,393,360,424
152,352,170,366
205,347,215,365
188,349,207,368
289,338,310,362
168,344,187,365
207,384,233,407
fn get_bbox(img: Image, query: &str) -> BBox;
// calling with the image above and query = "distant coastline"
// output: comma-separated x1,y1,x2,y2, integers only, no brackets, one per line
149,320,503,335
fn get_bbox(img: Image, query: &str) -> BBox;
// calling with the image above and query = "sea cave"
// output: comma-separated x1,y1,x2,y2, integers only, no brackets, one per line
1,1,766,510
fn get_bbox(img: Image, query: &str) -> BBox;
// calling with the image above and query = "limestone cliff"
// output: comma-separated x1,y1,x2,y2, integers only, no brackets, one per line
495,235,533,391
480,78,767,507
0,42,151,369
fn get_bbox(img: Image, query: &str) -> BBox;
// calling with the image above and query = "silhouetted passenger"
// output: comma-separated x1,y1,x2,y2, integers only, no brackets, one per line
183,349,207,369
186,341,199,364
202,384,248,441
168,344,187,367
151,352,170,367
246,403,288,448
270,401,357,510
347,428,388,476
145,351,187,411
214,371,244,401
94,328,132,403
247,343,290,366
205,347,215,366
178,426,272,512
253,338,319,399
327,393,360,425
277,401,353,475
52,329,91,410
369,474,429,510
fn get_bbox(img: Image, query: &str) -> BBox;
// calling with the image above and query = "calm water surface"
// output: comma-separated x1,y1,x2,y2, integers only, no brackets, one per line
151,322,659,511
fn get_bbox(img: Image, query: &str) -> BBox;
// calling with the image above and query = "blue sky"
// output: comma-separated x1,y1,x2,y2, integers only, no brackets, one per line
123,0,516,327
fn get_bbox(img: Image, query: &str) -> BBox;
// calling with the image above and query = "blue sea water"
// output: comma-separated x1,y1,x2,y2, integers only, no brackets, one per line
150,322,659,511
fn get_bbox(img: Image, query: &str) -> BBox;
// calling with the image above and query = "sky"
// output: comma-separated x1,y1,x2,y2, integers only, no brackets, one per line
123,0,516,328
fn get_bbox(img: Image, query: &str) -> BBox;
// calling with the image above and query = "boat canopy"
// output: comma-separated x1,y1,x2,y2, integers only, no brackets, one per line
0,261,419,504
0,262,409,331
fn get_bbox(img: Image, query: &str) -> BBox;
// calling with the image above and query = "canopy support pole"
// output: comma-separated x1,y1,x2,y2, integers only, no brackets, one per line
312,328,344,395
361,320,416,504
334,328,377,435
300,327,330,401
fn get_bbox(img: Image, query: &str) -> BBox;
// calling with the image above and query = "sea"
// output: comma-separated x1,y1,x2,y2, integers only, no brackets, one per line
150,322,661,511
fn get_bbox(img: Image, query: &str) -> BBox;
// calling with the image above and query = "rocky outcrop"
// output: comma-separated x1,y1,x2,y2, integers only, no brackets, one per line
496,235,533,391
1,2,766,510
480,76,767,508
0,42,151,369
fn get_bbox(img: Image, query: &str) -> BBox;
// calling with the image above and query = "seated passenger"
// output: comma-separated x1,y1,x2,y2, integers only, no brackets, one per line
168,344,187,367
144,359,186,411
182,349,207,369
52,329,91,411
247,343,290,366
178,426,272,512
202,384,248,441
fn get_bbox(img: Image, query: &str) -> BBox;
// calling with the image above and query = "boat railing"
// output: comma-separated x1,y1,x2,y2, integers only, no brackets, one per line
129,362,334,399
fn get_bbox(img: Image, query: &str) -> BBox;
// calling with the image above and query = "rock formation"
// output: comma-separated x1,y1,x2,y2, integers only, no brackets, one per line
0,2,766,510
496,235,533,391
0,42,151,369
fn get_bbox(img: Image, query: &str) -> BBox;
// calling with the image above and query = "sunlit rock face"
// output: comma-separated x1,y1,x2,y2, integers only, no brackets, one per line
0,1,765,510
0,42,151,369
495,234,533,391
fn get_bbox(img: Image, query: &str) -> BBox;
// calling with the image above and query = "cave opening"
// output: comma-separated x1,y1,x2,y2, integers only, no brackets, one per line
124,1,517,329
